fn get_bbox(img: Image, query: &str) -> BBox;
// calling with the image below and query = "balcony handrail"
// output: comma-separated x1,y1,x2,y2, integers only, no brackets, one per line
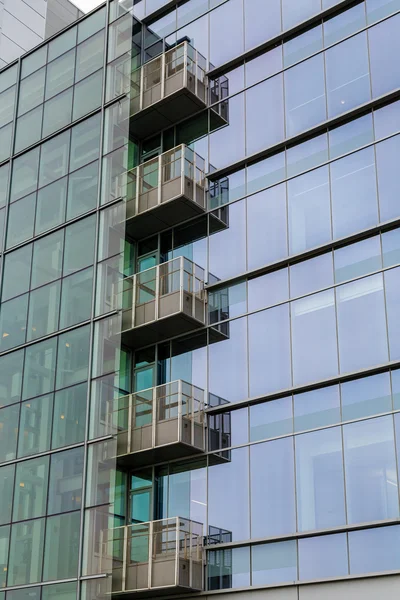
130,41,208,111
109,380,206,453
115,144,207,214
113,256,205,312
99,517,204,591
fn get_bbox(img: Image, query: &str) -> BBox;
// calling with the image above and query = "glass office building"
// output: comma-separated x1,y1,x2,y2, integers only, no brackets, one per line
1,1,400,600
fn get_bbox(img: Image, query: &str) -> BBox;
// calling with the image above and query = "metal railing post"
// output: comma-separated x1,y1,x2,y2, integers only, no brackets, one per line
139,62,144,111
127,393,133,455
122,525,128,592
157,152,162,206
152,384,157,449
132,274,137,329
148,520,154,589
155,263,160,321
178,380,183,443
175,517,179,587
135,164,140,216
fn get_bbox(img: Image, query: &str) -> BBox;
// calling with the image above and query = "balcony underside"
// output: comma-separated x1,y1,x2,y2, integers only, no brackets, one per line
126,186,206,240
111,584,201,599
117,440,205,469
121,311,205,350
130,87,206,139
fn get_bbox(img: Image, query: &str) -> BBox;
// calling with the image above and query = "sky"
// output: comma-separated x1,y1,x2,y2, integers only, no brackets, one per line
73,0,104,12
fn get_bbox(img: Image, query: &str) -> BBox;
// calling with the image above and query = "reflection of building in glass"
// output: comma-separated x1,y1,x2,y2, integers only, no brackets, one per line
2,1,400,600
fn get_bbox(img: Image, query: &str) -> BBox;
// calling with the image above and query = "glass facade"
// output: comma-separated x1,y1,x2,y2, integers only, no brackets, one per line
1,1,400,599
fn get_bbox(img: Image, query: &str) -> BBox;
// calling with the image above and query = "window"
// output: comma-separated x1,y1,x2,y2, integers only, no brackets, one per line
27,281,61,340
45,49,76,100
56,325,90,389
249,305,291,395
296,427,346,531
0,404,19,462
251,438,296,537
35,177,68,235
369,13,400,97
8,518,45,585
13,456,49,521
344,416,399,524
39,131,70,187
18,395,53,458
299,533,348,580
2,244,32,301
67,161,98,219
63,216,96,275
330,147,378,239
291,290,338,385
48,447,84,514
31,230,64,288
285,54,326,137
288,166,331,254
10,147,39,202
43,512,80,580
52,383,87,449
0,464,14,525
252,541,297,586
246,75,284,155
247,184,288,270
73,70,103,120
325,33,370,118
0,350,23,407
6,193,36,248
208,448,250,542
22,338,57,400
336,274,388,373
70,114,101,171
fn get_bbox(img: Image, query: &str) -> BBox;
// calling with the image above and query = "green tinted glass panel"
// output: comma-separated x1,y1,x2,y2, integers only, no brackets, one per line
43,512,80,581
0,525,10,588
67,161,98,219
35,177,67,235
52,383,87,449
10,147,39,202
63,215,96,275
13,456,49,521
14,106,43,153
0,464,14,525
31,230,63,288
0,349,23,407
42,582,77,600
22,337,57,400
2,244,32,300
73,70,103,121
6,193,36,248
60,267,93,329
27,281,61,341
48,447,84,514
42,88,73,137
8,518,45,585
0,294,29,351
18,395,54,458
56,325,90,389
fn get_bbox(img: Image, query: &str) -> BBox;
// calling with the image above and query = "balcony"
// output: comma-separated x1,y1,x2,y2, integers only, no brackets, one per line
118,145,207,239
110,380,206,468
114,257,206,349
129,41,228,138
100,518,204,598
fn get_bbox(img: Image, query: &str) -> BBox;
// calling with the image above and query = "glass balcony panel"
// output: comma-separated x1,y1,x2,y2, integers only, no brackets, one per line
104,518,204,596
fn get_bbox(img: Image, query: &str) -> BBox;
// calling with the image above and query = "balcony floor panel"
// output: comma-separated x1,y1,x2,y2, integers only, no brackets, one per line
125,193,205,240
116,440,205,469
130,88,207,138
121,312,205,350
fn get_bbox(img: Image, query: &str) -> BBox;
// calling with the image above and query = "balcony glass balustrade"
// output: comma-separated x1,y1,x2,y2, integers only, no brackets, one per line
108,380,206,467
112,257,206,348
115,145,207,239
100,517,204,597
111,41,228,138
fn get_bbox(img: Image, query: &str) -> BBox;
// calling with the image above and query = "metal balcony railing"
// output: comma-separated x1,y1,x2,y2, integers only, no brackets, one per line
116,145,207,239
108,380,206,467
112,257,206,348
100,517,204,596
